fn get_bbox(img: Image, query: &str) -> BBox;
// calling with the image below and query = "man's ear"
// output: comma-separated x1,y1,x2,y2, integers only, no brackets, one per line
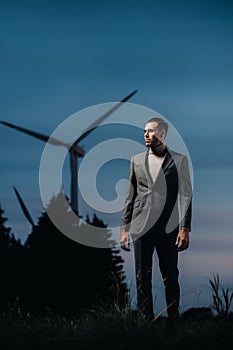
161,129,166,141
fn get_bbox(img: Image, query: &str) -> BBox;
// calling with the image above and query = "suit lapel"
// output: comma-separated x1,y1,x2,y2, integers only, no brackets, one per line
161,147,174,173
151,147,174,188
138,150,154,186
138,147,175,188
144,149,154,185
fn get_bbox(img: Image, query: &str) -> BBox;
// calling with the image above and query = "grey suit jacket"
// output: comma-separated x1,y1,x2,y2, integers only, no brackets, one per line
121,146,192,237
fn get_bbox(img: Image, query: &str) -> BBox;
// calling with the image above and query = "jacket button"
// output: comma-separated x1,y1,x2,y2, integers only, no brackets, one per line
147,202,151,207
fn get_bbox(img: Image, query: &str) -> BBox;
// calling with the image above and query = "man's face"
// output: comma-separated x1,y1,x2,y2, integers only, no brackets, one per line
144,121,165,148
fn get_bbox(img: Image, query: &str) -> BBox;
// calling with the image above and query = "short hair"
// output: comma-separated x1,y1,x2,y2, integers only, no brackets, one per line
146,117,168,135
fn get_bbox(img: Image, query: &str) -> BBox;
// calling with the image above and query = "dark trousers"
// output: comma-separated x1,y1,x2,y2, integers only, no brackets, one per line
133,230,180,319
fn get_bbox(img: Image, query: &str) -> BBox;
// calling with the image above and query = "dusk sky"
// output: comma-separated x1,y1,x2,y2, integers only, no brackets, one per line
0,0,233,313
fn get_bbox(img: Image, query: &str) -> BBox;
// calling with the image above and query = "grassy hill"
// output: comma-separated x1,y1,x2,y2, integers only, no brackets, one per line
1,304,233,350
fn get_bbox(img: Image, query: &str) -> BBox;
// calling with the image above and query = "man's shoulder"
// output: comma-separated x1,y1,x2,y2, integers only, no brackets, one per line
131,151,147,162
167,147,187,161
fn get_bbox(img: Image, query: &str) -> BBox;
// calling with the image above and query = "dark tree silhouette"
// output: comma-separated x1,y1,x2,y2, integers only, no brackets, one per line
0,205,11,252
0,204,23,312
20,191,128,316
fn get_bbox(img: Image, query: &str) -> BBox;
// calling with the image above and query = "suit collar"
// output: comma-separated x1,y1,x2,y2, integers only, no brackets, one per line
144,146,174,169
161,146,174,173
142,146,175,186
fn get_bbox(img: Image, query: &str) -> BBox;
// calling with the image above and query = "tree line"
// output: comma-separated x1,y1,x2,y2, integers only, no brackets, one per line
0,192,128,316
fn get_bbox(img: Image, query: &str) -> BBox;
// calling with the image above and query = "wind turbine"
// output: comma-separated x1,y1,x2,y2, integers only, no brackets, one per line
1,90,137,215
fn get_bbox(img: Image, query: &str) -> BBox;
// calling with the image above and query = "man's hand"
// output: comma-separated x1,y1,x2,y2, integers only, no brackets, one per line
175,228,190,252
120,229,131,251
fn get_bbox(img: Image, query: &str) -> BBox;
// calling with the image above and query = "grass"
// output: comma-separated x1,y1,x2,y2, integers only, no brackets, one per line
0,275,233,350
209,273,233,316
0,304,233,350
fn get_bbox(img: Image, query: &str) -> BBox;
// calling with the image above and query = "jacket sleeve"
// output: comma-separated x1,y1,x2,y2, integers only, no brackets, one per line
178,156,192,231
120,156,137,232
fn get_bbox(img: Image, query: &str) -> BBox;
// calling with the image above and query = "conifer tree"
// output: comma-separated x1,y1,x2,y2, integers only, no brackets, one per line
22,191,128,315
0,204,23,312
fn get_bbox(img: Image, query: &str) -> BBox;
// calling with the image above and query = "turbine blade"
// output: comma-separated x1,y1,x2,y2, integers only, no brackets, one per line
13,186,35,227
75,89,138,143
0,121,69,147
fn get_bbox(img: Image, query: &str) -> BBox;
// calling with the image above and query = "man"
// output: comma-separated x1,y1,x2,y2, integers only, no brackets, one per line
120,117,192,320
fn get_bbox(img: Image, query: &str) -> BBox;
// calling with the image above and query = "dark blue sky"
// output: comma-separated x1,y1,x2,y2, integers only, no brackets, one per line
0,0,233,311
